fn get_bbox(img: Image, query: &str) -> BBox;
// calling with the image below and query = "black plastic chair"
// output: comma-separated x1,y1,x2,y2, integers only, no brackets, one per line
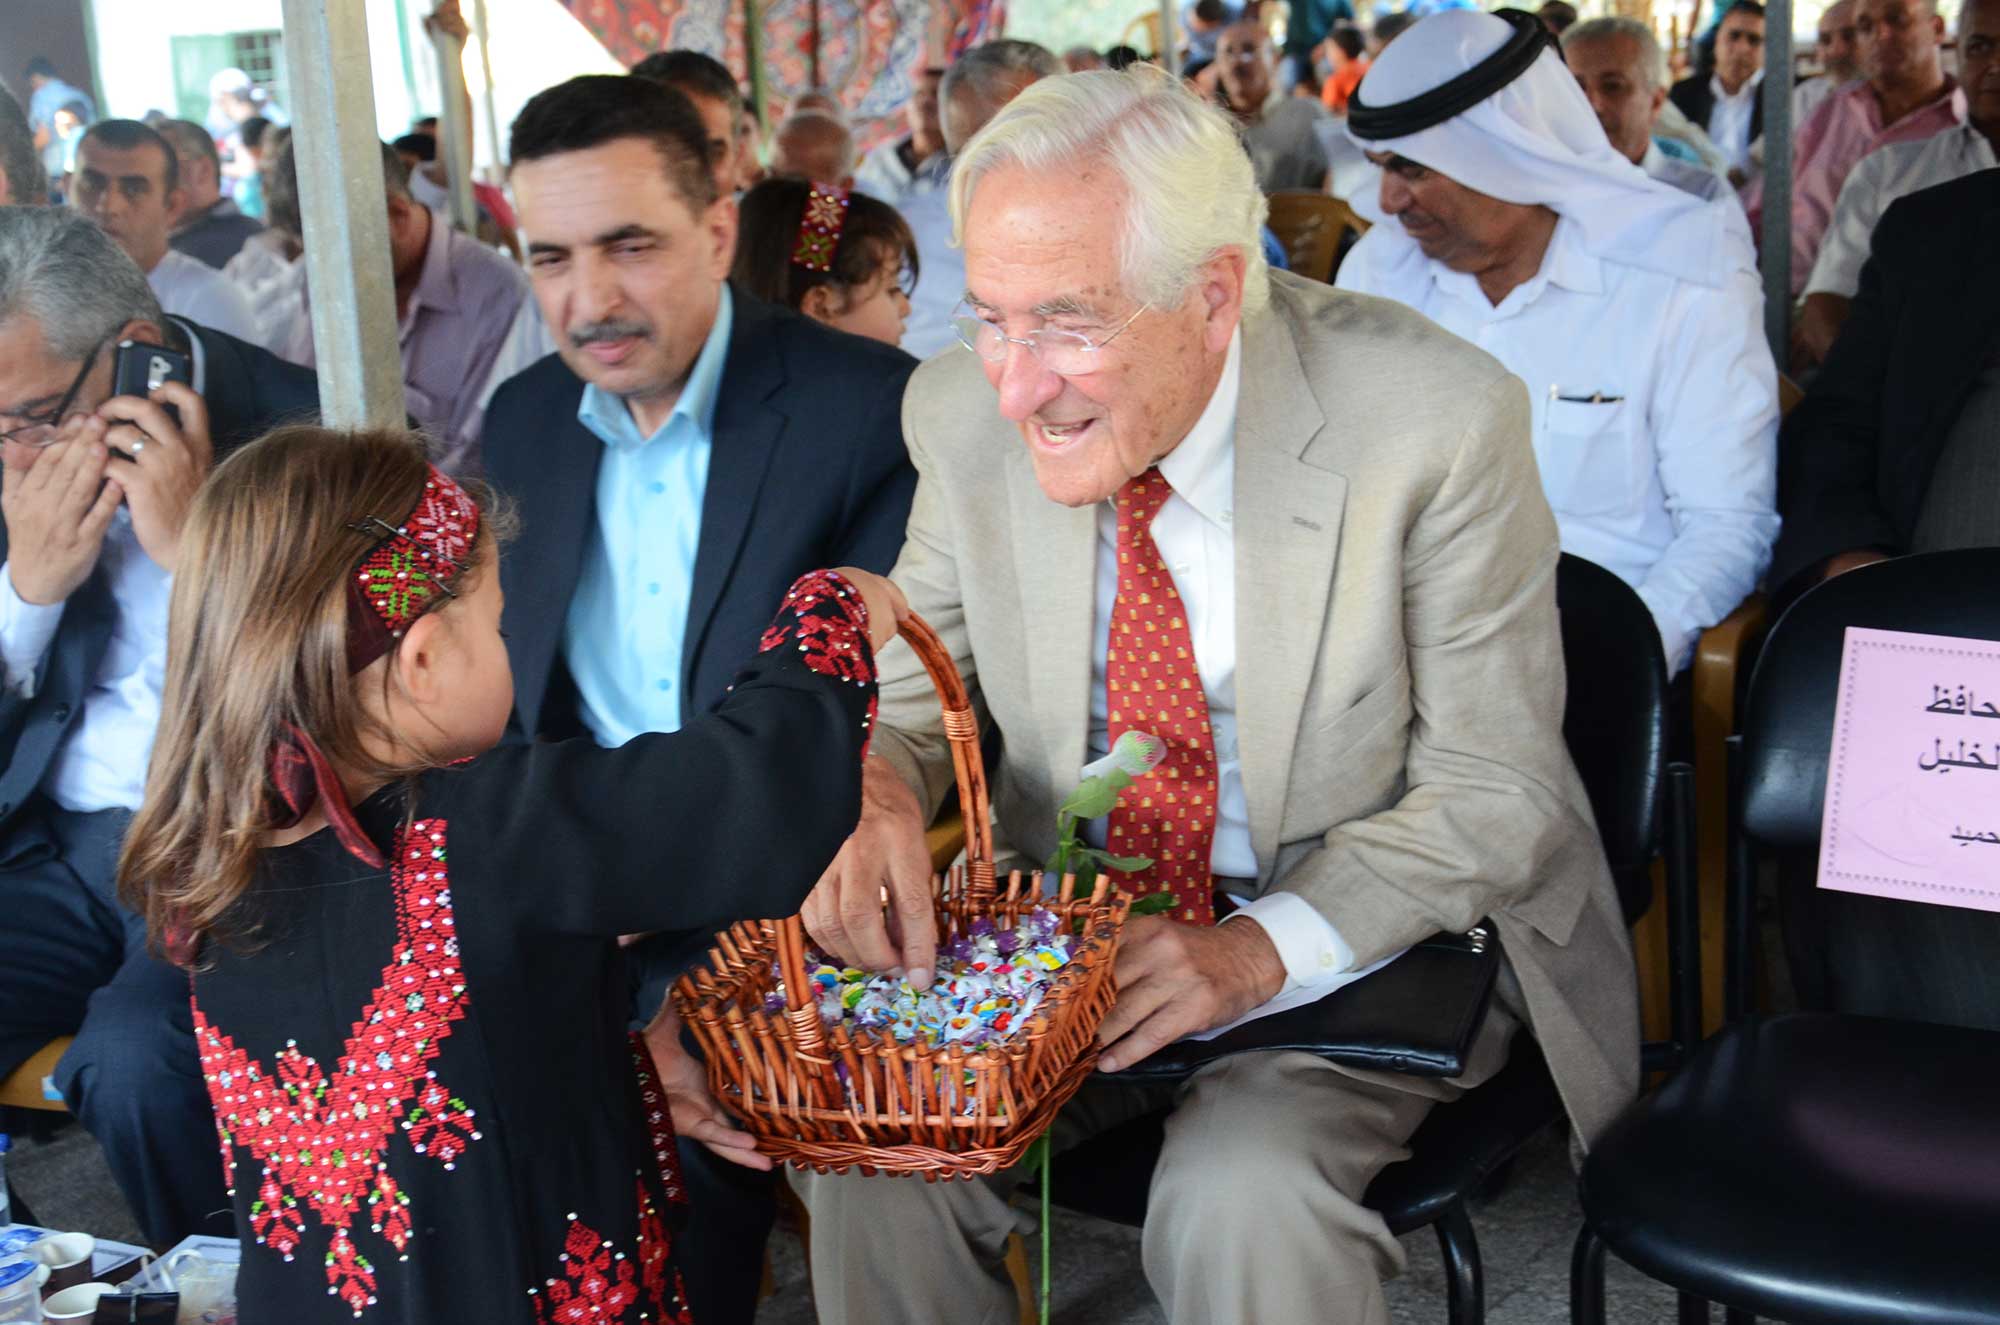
1572,549,2000,1325
1048,554,1699,1325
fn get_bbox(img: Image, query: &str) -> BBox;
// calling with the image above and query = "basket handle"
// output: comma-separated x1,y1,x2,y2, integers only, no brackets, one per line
775,609,992,1067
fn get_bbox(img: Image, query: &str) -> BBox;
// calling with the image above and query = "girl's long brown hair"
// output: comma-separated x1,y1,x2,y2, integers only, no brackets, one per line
117,426,494,961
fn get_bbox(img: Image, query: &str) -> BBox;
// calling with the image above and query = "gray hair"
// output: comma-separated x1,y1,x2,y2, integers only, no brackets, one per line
1563,17,1669,91
0,208,163,360
949,64,1271,315
940,40,1063,153
0,87,46,207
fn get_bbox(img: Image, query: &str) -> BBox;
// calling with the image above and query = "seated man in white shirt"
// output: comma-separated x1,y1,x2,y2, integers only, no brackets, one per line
1565,17,1734,202
1668,0,1768,184
1793,0,1999,368
900,39,1063,359
853,63,948,206
70,119,263,347
1339,8,1779,676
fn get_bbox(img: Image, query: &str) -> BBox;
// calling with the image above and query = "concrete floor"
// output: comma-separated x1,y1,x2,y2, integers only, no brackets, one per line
8,1117,1695,1323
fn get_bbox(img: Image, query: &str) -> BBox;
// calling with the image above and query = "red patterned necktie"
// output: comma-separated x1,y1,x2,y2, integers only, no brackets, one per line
1105,468,1219,926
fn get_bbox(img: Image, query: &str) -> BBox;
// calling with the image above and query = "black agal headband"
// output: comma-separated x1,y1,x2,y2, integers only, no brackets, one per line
1347,8,1552,141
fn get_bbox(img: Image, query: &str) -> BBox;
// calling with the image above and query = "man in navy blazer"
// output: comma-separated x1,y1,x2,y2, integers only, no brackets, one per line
0,208,319,1246
483,75,916,1323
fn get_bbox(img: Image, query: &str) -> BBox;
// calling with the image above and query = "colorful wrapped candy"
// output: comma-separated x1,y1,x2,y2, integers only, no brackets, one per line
777,907,1076,1052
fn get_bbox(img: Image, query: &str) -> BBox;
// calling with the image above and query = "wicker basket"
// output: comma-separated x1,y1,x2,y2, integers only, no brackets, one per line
671,613,1130,1179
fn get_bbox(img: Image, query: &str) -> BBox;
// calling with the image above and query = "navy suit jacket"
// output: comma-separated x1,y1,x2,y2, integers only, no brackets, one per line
1770,168,2000,594
1669,75,1764,151
0,319,320,831
483,288,918,741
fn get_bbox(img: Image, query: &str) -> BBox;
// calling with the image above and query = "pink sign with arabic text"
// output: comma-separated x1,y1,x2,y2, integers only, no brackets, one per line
1819,627,2000,912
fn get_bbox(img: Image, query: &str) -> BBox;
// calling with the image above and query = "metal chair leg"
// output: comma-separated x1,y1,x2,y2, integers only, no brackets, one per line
1569,1225,1607,1325
1435,1198,1485,1325
1679,1291,1712,1323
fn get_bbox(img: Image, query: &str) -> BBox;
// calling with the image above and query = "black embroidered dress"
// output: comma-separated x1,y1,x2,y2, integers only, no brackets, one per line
189,575,879,1324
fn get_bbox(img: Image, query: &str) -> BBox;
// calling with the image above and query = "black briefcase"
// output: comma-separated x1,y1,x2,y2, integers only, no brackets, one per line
1116,921,1500,1082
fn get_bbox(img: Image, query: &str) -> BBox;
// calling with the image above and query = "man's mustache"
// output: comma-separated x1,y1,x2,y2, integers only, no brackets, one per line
569,319,653,348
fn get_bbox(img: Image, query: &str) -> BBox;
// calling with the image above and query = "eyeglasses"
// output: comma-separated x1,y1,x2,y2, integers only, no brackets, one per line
950,303,1150,376
0,336,108,449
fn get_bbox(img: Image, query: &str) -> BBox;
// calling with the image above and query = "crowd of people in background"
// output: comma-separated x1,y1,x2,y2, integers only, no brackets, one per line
0,0,1994,1320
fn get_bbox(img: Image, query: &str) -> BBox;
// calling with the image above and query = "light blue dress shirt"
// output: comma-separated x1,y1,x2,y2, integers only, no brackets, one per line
564,285,733,745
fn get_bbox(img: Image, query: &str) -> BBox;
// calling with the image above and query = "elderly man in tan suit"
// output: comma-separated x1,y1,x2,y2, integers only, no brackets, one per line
772,65,1638,1325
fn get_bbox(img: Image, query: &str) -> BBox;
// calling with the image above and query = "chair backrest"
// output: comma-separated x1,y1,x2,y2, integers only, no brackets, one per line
1556,554,1669,922
1265,190,1360,283
1740,549,2000,1026
1741,549,2000,844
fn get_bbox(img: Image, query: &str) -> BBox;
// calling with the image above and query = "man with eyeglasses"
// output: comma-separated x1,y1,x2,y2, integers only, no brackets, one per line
0,207,317,1248
762,65,1634,1325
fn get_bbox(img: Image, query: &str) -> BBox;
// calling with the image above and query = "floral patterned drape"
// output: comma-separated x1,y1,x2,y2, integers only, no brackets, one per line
560,0,1006,146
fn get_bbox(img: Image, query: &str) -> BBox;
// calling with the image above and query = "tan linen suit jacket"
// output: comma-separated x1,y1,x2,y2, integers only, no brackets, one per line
871,269,1639,1147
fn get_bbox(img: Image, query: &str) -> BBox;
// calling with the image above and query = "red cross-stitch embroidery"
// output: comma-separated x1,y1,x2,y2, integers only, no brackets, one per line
531,1184,692,1325
757,569,880,763
193,820,479,1317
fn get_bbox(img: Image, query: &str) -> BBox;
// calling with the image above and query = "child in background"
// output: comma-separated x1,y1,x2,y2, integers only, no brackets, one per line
731,178,917,347
118,427,904,1323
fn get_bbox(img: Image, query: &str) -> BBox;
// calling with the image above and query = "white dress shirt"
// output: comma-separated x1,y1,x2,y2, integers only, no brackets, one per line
1804,124,1999,299
1079,331,1402,1032
147,247,263,347
0,332,205,812
898,183,963,360
1707,68,1764,175
1338,216,1780,674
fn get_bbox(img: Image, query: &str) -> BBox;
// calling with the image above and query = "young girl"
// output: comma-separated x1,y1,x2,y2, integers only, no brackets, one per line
730,178,917,347
119,427,903,1323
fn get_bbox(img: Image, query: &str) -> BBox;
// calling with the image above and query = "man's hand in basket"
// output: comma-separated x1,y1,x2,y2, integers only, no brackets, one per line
801,754,939,989
1094,915,1286,1073
830,566,910,650
643,1002,773,1172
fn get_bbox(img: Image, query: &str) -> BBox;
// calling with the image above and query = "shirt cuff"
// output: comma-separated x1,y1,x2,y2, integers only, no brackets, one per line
0,562,66,698
1224,890,1355,994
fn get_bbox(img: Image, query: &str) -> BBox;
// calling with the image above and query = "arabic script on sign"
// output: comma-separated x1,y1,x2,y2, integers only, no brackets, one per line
1819,627,2000,911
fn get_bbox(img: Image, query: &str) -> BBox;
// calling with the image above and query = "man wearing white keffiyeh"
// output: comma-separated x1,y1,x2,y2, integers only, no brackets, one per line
1337,8,1779,676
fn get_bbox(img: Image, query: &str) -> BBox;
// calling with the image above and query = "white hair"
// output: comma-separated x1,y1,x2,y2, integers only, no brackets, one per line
948,65,1271,316
1563,17,1669,92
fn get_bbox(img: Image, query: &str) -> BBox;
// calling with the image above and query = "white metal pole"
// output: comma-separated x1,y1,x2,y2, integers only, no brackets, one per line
280,0,407,430
431,23,479,233
1160,0,1182,75
469,0,502,182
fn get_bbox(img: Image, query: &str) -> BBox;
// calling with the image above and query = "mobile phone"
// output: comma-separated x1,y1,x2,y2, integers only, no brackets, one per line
112,339,192,399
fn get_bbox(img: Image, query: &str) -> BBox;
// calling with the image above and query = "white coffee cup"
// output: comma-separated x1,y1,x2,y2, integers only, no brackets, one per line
42,1281,113,1321
31,1234,95,1293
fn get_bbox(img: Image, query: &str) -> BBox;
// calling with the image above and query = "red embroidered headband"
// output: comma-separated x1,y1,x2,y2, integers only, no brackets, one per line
791,182,851,273
262,466,484,872
344,466,482,674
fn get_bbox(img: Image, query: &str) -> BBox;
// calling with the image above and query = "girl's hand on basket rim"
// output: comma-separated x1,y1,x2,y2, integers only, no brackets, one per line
644,1002,774,1171
831,566,910,650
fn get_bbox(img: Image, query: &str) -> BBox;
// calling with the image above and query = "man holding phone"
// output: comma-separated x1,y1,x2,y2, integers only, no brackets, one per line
0,208,318,1246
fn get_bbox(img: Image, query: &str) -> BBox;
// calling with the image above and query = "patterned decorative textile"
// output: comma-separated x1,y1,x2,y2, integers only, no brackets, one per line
791,182,851,271
1105,468,1219,926
558,0,1005,148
